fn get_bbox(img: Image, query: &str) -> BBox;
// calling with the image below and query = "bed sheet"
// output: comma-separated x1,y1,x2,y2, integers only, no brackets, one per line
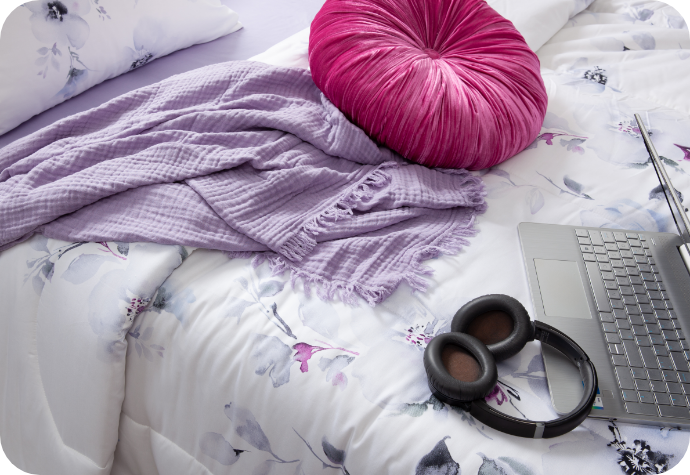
1,0,690,474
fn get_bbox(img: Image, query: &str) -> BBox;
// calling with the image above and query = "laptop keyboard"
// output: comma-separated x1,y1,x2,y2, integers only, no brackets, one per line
576,228,690,419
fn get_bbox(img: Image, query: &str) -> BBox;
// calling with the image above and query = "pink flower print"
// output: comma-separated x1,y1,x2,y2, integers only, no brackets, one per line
292,341,358,373
675,144,690,161
125,296,151,321
404,324,433,348
484,384,508,405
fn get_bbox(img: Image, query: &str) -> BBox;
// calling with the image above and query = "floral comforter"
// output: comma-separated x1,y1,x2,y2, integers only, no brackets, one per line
1,0,690,474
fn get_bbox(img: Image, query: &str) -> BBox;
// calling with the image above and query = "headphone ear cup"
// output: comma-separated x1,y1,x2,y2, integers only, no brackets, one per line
451,294,533,362
423,333,498,405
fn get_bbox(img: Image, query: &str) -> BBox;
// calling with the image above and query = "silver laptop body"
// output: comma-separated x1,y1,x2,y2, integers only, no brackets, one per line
519,114,690,428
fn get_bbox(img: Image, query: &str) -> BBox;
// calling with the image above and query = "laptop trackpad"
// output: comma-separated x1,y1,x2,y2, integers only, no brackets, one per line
534,259,592,319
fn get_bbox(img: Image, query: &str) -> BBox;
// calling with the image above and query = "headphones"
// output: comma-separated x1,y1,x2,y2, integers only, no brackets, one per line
424,294,598,439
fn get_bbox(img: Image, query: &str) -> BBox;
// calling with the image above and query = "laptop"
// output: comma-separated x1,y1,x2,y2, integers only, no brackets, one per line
519,114,690,428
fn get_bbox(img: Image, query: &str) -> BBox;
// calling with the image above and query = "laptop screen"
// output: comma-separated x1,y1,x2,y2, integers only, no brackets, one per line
635,113,690,246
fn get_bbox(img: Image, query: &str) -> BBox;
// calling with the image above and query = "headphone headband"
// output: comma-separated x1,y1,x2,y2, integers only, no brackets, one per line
468,321,597,439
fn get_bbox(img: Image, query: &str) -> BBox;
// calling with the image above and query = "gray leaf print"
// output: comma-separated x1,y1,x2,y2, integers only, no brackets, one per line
115,242,130,256
649,184,683,203
62,254,115,284
632,32,656,50
227,298,254,321
478,455,508,475
199,432,244,465
321,437,346,465
224,403,272,453
526,188,544,214
249,333,294,387
258,280,285,298
563,176,584,194
415,437,459,475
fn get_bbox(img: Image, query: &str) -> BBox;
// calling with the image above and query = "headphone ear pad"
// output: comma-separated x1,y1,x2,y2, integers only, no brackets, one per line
451,294,533,362
424,333,497,405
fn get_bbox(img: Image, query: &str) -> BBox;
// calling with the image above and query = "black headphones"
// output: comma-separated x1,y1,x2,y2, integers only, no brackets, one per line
424,294,598,439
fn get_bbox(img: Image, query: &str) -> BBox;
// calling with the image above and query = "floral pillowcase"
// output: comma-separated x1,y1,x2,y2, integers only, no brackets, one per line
0,0,241,136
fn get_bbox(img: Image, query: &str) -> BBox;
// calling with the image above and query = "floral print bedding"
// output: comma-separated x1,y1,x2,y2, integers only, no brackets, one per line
1,0,690,474
0,0,241,136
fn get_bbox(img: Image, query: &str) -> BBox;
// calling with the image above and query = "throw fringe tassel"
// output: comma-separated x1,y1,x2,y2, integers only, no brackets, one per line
278,162,397,262
267,210,483,307
226,170,487,307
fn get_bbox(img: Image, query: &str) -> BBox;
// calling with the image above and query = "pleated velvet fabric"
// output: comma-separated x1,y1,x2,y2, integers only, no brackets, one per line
308,0,548,170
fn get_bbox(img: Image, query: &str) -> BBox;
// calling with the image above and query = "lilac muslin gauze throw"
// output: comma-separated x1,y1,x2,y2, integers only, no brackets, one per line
0,61,487,305
309,0,548,170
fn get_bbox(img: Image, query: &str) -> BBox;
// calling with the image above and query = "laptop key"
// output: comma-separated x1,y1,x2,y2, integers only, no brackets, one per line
659,320,675,331
623,340,643,367
620,330,634,340
639,346,659,368
670,394,687,406
611,260,624,268
656,393,672,405
614,268,627,277
583,253,596,262
609,344,624,355
635,379,652,391
635,255,648,264
631,367,648,379
620,250,633,259
612,354,629,366
632,247,644,255
632,325,647,336
679,372,690,384
671,353,690,372
651,300,665,310
576,229,589,237
647,369,663,380
638,391,655,403
622,390,638,402
646,324,661,335
578,237,592,245
626,402,659,416
629,276,643,285
626,305,640,315
594,246,607,254
601,231,615,243
627,267,640,276
599,312,614,323
659,405,690,418
621,295,636,305
604,280,617,290
611,300,624,309
614,232,627,242
630,315,644,325
663,330,678,341
629,239,641,247
599,263,613,271
589,230,604,245
667,382,683,394
616,319,631,330
616,367,636,389
623,258,637,267
662,370,678,382
597,254,609,262
641,314,656,325
607,290,621,299
639,304,653,314
618,242,631,250
619,286,633,296
636,336,651,347
650,334,664,346
651,380,667,392
626,233,638,239
668,341,683,352
606,333,621,344
655,310,669,320
658,357,674,371
636,294,650,304
602,322,617,333
654,345,669,356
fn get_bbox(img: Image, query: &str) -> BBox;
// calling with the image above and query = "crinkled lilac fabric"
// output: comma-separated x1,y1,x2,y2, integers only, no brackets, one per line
0,61,486,305
309,0,548,170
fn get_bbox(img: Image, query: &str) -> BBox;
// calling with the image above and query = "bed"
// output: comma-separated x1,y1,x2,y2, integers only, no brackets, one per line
1,0,690,474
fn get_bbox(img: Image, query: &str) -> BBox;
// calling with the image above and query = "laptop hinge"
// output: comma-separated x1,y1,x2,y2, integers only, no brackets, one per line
679,244,690,277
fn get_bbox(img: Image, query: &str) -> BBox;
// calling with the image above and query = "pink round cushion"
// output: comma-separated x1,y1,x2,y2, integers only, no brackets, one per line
308,0,547,170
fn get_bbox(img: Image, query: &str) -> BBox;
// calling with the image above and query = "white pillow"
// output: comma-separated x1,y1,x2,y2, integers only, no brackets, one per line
0,0,241,136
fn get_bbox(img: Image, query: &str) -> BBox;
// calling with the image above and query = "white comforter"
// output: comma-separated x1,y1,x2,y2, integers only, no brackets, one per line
2,0,690,474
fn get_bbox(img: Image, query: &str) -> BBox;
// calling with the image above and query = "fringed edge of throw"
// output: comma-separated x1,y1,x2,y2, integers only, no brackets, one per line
278,162,398,262
263,208,484,307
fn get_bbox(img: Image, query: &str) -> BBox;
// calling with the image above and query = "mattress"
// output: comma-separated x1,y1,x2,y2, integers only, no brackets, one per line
1,0,690,474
